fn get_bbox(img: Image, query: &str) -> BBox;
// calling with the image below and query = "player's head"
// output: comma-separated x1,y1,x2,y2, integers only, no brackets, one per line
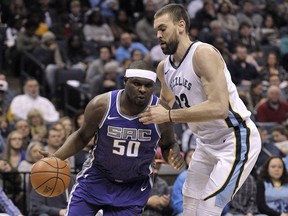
124,60,156,107
154,3,190,55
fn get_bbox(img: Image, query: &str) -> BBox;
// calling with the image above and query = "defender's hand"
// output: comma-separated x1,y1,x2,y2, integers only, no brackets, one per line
138,105,169,124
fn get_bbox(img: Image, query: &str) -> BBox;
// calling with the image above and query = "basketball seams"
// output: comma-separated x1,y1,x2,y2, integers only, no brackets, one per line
31,171,71,177
40,158,68,169
30,157,71,197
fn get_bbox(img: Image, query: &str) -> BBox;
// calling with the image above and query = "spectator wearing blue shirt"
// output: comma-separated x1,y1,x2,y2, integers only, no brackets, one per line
171,148,195,216
0,185,23,216
115,32,151,63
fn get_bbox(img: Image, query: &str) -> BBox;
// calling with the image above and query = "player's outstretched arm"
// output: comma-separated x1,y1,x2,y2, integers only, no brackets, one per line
52,93,108,161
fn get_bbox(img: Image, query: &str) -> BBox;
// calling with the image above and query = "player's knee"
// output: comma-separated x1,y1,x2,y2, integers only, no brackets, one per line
183,196,198,216
197,199,223,216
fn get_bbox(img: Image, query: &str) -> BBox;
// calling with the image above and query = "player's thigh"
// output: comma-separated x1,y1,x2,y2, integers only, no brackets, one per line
183,142,216,199
103,205,143,216
202,126,261,209
65,194,100,216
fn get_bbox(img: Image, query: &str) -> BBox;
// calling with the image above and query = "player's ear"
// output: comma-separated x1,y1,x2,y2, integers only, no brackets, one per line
124,77,128,85
178,20,186,34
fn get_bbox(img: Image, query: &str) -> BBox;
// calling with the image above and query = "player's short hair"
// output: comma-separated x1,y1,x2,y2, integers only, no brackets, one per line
154,3,190,33
127,60,155,73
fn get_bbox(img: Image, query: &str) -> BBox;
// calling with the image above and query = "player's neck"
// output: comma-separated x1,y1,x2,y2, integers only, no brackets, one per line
173,38,192,65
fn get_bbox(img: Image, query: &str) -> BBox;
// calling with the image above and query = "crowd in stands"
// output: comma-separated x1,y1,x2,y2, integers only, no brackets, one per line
0,0,288,215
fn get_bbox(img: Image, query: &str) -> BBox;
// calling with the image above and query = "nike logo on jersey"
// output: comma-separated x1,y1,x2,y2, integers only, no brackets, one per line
141,186,147,191
164,70,170,75
107,115,118,120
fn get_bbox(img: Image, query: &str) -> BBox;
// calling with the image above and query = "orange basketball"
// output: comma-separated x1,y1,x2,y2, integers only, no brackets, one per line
30,157,71,197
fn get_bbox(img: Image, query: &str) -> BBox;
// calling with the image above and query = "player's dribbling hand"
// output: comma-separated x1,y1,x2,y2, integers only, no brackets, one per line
168,149,185,171
39,150,54,158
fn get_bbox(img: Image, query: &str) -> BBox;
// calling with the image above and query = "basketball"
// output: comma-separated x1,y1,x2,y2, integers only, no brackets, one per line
30,157,71,197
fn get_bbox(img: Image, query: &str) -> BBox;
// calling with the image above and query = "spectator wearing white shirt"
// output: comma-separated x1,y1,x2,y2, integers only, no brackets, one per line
10,78,59,124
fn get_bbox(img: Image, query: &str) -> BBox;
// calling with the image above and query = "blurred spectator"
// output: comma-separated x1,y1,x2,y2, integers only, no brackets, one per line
188,22,201,42
28,9,49,37
256,85,288,123
88,0,119,23
131,49,144,61
150,44,167,68
171,148,195,216
29,176,75,216
0,184,23,216
85,45,117,83
63,33,90,73
30,0,56,29
256,156,288,216
236,0,263,28
4,15,23,75
0,157,23,211
14,119,31,150
225,174,265,216
88,61,123,98
59,116,74,139
213,36,233,64
237,22,262,66
187,0,204,19
228,44,259,86
200,20,233,52
27,109,47,142
0,79,15,118
263,0,283,28
74,137,94,172
256,127,286,172
73,109,84,130
68,0,84,35
245,79,265,114
3,131,25,169
142,154,173,216
256,14,280,47
18,141,44,198
115,32,150,63
83,8,114,44
109,9,137,42
260,52,287,82
135,0,158,49
265,74,288,101
16,20,39,53
50,122,66,145
217,0,239,40
50,9,72,40
32,31,66,98
43,127,62,154
194,0,217,30
6,0,28,21
272,125,288,155
10,78,59,123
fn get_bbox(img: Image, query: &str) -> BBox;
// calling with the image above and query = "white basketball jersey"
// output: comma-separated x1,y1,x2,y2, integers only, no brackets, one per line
163,41,251,141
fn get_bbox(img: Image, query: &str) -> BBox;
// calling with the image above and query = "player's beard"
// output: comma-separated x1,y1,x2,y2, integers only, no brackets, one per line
161,32,179,55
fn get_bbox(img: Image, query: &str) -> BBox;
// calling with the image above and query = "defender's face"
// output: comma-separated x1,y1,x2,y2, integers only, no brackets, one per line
125,77,155,107
154,14,179,55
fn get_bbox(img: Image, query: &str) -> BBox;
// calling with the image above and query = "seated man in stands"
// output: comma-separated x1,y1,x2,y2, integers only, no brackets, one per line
9,78,59,124
256,85,288,123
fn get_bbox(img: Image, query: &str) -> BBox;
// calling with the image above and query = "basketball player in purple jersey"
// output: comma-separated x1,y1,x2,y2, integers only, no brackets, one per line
41,60,184,216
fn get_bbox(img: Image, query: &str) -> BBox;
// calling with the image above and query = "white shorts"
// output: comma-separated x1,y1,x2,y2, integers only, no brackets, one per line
182,119,261,208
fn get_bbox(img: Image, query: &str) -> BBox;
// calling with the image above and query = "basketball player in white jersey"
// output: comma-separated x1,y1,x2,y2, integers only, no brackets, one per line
139,3,261,216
